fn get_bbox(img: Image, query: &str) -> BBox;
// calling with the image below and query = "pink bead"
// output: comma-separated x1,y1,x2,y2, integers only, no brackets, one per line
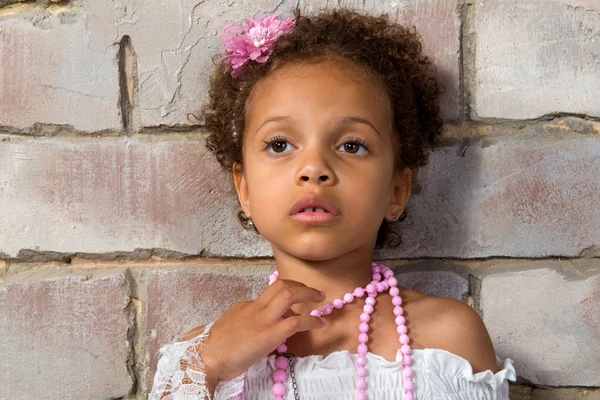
365,296,376,306
359,322,369,333
343,293,354,302
375,282,384,292
357,366,367,377
403,380,414,391
277,344,287,353
275,356,288,369
372,273,381,281
403,366,415,378
282,338,287,343
383,270,394,278
393,306,404,316
382,281,390,291
401,344,412,355
397,324,407,334
395,315,406,325
387,277,398,286
357,378,367,390
333,299,344,309
321,304,333,315
273,368,287,382
353,287,365,297
372,265,380,273
356,392,367,400
357,343,368,354
404,392,414,400
403,354,413,366
356,355,367,366
275,397,284,400
392,296,403,306
390,287,400,296
360,312,371,323
310,309,321,317
366,283,376,294
399,333,410,344
272,382,286,396
358,332,369,343
363,304,374,314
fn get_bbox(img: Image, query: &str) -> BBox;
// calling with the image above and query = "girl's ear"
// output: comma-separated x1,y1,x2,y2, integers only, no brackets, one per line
386,166,412,220
232,162,251,215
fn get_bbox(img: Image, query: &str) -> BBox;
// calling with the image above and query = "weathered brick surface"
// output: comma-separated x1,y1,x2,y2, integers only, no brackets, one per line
509,385,600,400
0,14,121,132
378,136,600,259
473,0,600,119
144,264,271,392
2,135,599,259
478,262,600,386
384,259,469,300
80,0,461,128
0,259,5,294
0,266,132,399
0,135,271,258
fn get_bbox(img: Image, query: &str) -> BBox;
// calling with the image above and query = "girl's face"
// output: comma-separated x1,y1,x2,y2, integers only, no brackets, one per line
233,59,411,261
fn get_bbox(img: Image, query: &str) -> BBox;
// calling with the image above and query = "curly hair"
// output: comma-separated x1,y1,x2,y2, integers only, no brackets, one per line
199,7,446,249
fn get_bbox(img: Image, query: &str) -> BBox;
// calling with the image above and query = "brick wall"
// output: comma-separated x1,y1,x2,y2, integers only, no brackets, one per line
1,1,599,399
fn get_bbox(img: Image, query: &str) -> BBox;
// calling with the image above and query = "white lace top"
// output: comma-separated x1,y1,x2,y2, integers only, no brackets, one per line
149,322,517,400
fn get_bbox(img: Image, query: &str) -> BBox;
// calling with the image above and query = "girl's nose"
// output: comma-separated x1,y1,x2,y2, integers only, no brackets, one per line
295,147,335,186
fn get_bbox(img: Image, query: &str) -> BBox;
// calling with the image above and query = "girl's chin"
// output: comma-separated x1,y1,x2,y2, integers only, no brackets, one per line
274,242,351,261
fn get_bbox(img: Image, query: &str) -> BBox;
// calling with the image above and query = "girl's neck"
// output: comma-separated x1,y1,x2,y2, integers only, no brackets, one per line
272,246,376,316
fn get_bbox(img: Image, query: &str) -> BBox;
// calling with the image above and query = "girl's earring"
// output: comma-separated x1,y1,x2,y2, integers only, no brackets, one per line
387,210,402,222
247,216,255,228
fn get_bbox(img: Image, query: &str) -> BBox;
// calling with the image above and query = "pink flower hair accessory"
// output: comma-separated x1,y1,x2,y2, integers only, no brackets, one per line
219,11,296,77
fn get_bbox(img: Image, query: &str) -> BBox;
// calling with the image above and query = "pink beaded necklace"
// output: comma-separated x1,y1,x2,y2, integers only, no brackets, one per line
268,262,415,400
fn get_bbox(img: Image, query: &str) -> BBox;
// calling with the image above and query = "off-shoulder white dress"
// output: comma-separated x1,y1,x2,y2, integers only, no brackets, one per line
148,322,517,400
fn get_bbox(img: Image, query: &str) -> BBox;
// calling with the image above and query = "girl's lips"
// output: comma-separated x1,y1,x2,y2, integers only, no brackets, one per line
289,211,340,224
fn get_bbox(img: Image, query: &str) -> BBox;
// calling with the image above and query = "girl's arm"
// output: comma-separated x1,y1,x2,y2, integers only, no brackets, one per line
148,323,219,400
149,279,326,399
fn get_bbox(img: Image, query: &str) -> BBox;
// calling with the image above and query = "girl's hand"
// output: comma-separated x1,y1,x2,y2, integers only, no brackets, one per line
201,279,326,383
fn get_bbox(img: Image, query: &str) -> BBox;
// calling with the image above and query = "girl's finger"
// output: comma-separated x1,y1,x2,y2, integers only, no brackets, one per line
281,308,297,319
264,286,326,322
254,279,306,309
274,315,326,339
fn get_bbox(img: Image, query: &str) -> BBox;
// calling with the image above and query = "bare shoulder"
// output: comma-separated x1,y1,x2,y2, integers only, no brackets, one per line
180,325,207,342
407,291,499,374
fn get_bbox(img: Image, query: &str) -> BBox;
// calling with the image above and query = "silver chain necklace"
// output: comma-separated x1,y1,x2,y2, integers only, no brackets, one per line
282,352,300,400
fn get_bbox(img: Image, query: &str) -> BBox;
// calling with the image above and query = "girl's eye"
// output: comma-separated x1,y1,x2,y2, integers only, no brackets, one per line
263,136,294,154
338,139,368,155
262,136,369,155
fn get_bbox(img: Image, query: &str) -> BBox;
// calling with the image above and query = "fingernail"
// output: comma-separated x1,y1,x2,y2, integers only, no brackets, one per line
320,317,327,324
319,290,326,297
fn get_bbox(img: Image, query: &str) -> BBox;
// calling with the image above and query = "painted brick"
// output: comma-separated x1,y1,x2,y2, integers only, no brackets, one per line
473,0,600,119
0,135,271,258
0,14,121,132
376,136,600,259
144,264,271,392
0,267,132,399
479,263,600,386
384,259,470,300
2,135,599,259
82,0,460,128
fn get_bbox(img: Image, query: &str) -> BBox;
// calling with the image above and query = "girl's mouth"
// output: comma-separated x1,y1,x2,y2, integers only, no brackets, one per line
289,210,340,225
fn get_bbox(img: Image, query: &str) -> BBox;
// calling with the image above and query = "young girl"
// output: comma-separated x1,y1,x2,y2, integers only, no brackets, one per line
149,7,516,400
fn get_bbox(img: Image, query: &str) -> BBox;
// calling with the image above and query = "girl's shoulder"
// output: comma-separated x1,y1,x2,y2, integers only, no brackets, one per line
403,287,500,374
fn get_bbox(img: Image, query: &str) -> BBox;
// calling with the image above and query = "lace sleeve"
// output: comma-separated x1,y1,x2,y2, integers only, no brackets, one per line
148,322,247,400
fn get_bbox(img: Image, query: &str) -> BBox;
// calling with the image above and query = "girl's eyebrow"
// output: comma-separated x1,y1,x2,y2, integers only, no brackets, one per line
254,115,382,137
